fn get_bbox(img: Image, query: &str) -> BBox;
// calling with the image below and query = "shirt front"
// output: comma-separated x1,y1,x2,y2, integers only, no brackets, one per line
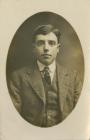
37,60,56,82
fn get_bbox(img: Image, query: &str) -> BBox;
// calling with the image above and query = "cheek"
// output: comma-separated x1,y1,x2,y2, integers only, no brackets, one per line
52,48,59,55
34,48,42,57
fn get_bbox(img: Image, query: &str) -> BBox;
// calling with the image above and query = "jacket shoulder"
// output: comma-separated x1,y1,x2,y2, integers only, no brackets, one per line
57,63,78,78
10,66,33,84
12,66,33,76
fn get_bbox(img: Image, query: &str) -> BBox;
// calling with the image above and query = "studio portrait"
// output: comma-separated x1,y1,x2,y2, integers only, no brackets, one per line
6,12,84,127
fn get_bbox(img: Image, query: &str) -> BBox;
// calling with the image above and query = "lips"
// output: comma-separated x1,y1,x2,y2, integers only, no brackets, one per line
41,54,51,57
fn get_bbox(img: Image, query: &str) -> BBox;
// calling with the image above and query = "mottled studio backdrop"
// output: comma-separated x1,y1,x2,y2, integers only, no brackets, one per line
6,12,84,80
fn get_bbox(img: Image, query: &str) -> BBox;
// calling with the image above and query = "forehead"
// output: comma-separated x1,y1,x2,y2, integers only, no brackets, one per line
35,32,58,41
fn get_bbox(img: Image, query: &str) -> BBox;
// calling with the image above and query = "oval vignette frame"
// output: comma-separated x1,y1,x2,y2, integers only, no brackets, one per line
6,11,84,127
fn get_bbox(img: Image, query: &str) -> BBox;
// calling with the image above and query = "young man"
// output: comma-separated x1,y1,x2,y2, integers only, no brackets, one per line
9,24,82,127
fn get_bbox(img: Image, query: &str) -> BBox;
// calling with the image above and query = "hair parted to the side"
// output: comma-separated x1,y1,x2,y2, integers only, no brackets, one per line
32,24,61,44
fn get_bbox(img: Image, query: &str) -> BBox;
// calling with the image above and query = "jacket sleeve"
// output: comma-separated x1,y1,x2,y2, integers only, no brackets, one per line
8,71,22,113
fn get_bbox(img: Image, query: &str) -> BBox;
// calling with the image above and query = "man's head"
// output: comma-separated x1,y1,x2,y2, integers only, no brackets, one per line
32,24,61,65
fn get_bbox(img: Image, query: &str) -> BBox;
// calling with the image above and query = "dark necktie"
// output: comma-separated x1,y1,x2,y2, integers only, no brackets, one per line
43,66,51,85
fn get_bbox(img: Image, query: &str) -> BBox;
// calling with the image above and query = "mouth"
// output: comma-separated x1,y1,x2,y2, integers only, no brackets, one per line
41,54,51,59
41,54,51,57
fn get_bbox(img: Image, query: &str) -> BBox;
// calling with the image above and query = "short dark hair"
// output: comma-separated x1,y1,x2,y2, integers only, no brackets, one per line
32,24,61,44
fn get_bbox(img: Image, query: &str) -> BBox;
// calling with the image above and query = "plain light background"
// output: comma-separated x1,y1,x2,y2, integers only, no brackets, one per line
0,0,90,140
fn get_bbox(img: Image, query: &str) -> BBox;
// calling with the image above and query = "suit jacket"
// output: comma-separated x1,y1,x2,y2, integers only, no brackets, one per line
8,62,82,126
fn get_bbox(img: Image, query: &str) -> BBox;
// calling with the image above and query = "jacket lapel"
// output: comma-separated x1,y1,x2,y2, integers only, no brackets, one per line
26,63,46,104
26,62,69,111
57,63,69,113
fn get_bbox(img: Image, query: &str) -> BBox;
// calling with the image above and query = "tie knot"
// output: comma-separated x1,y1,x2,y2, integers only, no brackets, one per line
44,66,49,71
43,66,50,75
43,66,51,85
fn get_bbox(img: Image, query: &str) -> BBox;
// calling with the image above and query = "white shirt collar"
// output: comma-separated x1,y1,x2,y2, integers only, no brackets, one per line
37,60,56,73
37,60,56,82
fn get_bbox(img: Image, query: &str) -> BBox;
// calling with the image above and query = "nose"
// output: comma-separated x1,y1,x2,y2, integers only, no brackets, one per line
43,41,49,52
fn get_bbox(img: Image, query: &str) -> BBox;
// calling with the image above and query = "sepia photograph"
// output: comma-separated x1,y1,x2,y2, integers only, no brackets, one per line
6,12,84,127
0,0,90,139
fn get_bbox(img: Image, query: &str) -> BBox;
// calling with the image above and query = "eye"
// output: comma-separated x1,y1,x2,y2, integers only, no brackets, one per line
35,40,45,46
48,40,56,46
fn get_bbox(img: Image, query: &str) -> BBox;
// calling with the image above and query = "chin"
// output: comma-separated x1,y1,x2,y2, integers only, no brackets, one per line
41,60,53,66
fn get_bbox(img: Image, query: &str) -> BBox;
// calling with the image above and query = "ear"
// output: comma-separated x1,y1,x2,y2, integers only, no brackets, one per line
58,43,61,48
57,43,61,53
